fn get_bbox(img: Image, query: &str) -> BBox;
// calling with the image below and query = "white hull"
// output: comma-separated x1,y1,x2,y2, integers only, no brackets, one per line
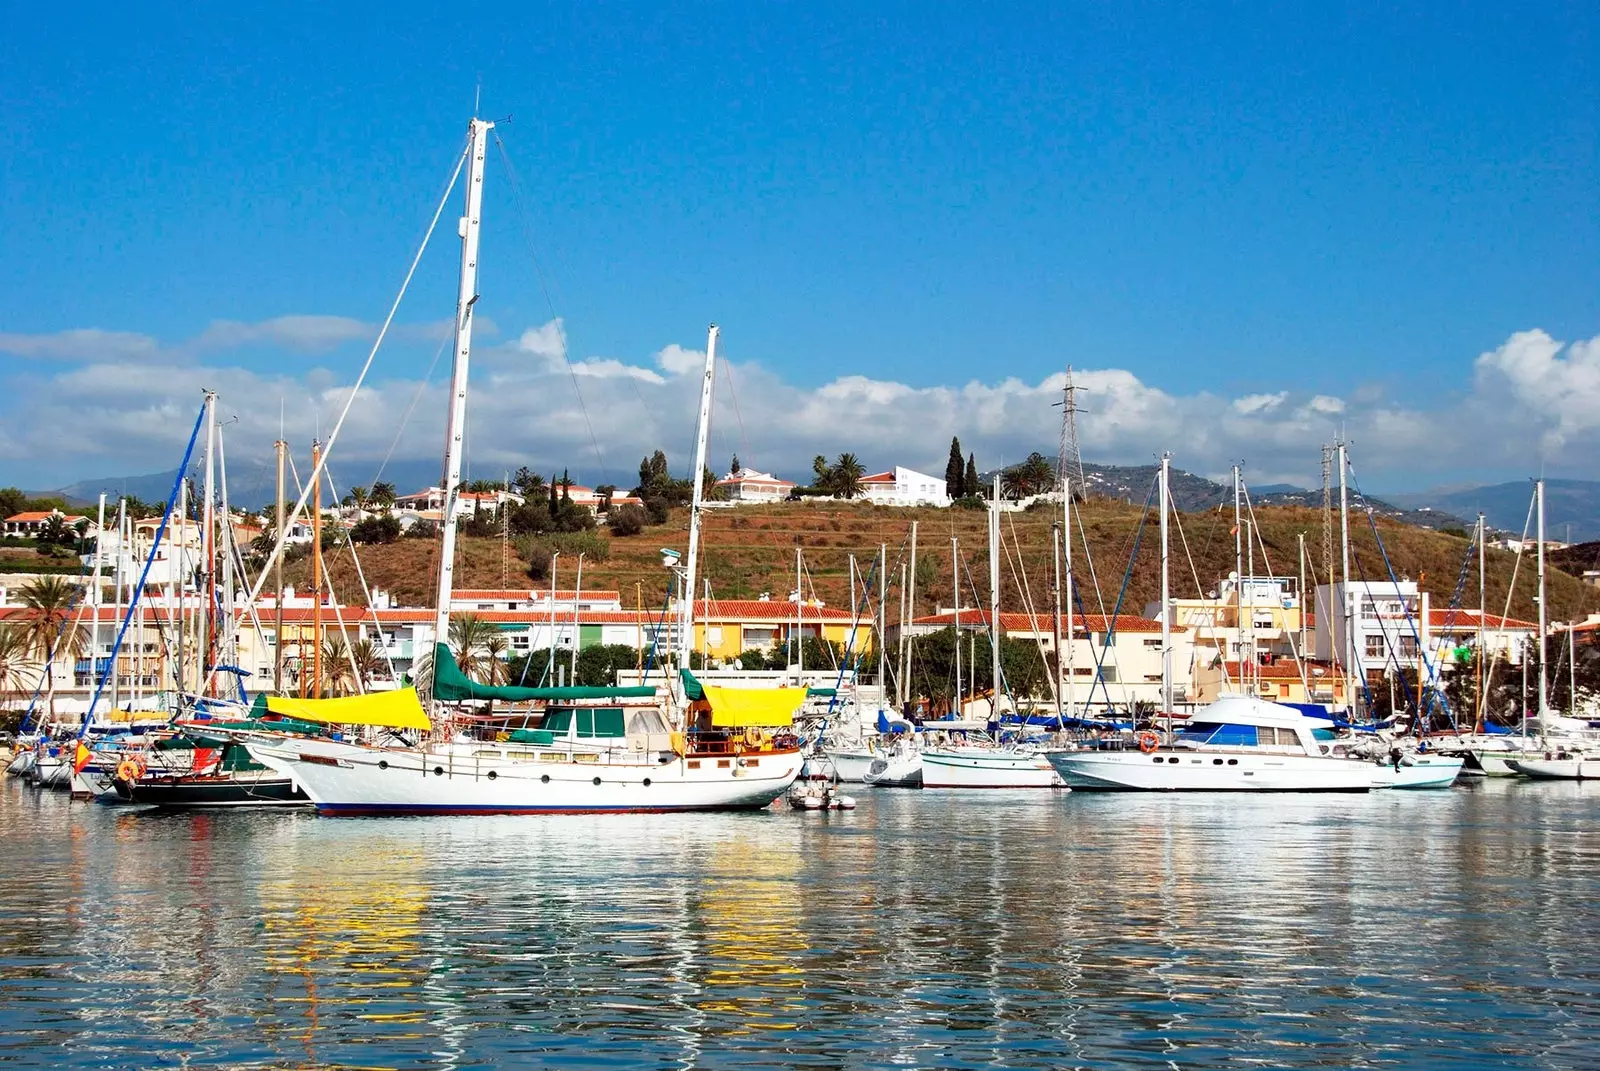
1370,755,1464,789
245,736,801,815
921,749,1064,789
1509,755,1600,780
828,750,878,784
1047,748,1372,792
861,753,923,788
1466,750,1526,777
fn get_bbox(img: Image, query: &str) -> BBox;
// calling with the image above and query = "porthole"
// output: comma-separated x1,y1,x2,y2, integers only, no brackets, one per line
433,766,445,776
592,776,602,786
1152,757,1163,764
1226,759,1239,766
1212,758,1223,765
377,760,388,770
541,774,550,783
486,770,498,780
642,778,652,787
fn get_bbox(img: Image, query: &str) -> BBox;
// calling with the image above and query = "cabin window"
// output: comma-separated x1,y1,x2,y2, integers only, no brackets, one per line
1178,722,1257,747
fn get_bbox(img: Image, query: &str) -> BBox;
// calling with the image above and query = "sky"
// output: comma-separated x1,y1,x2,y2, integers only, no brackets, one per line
0,2,1596,498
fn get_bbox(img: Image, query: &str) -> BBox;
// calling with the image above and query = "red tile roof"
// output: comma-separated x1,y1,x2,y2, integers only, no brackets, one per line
453,589,622,602
1218,660,1346,681
697,599,855,622
1427,608,1537,631
4,512,88,524
913,610,1183,635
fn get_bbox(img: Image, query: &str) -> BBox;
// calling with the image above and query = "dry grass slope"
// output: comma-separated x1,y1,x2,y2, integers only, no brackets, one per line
285,499,1600,625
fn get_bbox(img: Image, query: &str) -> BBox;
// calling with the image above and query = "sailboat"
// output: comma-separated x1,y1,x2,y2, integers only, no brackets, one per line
1047,456,1374,792
238,116,802,814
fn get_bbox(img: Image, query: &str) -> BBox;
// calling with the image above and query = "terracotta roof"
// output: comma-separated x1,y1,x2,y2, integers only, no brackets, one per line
1218,660,1346,681
696,599,855,623
454,589,622,602
913,610,1183,635
861,472,896,483
5,512,87,524
1427,608,1537,631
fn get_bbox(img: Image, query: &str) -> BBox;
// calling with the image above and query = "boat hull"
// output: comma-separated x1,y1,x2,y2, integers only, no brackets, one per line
1047,749,1372,792
921,749,1064,789
1370,755,1464,789
1508,755,1600,780
122,773,310,808
244,737,801,815
828,750,877,783
861,754,923,788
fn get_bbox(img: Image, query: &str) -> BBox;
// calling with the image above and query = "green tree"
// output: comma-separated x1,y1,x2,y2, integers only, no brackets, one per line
0,487,25,520
447,614,497,679
510,468,544,499
964,454,980,499
609,503,648,537
634,450,671,497
829,453,865,499
945,438,964,501
369,481,398,507
730,454,742,476
0,624,36,706
13,576,86,722
343,485,369,510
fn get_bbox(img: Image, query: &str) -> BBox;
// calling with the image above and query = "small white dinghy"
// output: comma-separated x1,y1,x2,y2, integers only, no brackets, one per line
1509,749,1600,780
787,782,857,810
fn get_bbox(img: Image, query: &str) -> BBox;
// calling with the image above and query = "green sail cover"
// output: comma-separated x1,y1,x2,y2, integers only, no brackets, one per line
431,643,657,702
680,669,705,702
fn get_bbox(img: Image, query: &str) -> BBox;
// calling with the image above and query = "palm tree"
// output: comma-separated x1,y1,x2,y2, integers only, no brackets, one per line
343,485,369,511
348,637,386,691
0,624,37,708
448,614,496,679
479,634,511,686
320,635,356,697
830,453,865,499
13,576,86,722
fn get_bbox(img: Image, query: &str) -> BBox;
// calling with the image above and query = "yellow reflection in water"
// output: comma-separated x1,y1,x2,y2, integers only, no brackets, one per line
694,840,808,1032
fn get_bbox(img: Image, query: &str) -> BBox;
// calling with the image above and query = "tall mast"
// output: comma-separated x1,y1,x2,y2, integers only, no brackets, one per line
176,478,188,704
1477,512,1486,731
794,546,803,678
1337,442,1353,715
432,115,494,659
878,543,887,690
570,553,584,683
110,497,126,714
1297,533,1307,661
92,493,107,606
1537,478,1548,723
1233,463,1244,694
951,535,961,715
1063,479,1076,722
546,553,559,684
1160,454,1172,722
274,438,286,694
200,390,217,698
1051,520,1064,723
310,440,323,699
901,521,918,710
679,324,718,677
988,474,1002,715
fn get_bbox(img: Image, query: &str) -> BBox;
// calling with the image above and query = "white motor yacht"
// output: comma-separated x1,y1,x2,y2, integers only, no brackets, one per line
1046,695,1372,792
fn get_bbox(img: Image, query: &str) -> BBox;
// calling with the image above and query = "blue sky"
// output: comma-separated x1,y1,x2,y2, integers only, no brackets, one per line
0,2,1596,494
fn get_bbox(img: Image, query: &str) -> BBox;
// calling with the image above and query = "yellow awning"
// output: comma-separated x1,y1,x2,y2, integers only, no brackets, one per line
702,685,805,728
265,688,432,732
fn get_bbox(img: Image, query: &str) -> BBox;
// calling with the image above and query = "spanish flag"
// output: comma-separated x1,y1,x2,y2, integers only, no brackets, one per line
72,741,93,774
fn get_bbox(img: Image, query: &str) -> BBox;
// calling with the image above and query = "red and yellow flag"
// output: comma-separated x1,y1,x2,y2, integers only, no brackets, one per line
72,742,92,774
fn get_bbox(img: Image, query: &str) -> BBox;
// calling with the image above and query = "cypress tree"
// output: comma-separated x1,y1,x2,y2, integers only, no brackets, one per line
945,437,964,500
965,453,980,498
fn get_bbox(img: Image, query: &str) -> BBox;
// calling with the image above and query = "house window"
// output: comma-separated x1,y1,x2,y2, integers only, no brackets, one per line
1143,638,1162,648
1364,635,1386,658
1100,666,1118,683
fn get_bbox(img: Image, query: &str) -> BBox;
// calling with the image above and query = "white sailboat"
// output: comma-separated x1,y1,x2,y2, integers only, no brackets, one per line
1048,456,1373,792
242,116,801,814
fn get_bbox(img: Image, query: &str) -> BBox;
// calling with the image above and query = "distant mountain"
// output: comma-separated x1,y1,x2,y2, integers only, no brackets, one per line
1073,463,1465,530
1387,479,1600,542
49,458,449,514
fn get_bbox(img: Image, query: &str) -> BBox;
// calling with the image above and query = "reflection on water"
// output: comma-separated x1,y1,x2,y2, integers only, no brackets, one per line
0,779,1597,1068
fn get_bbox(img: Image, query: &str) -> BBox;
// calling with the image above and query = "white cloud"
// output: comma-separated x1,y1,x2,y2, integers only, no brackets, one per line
1232,391,1288,415
193,315,375,352
4,320,1597,493
655,343,705,376
0,328,163,362
1474,329,1600,456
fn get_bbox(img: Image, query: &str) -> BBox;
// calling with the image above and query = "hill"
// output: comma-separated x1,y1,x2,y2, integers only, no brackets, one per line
1388,479,1600,542
287,499,1598,628
1074,463,1463,530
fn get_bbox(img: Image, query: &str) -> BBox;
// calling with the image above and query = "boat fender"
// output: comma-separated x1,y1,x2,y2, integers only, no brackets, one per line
1137,731,1160,754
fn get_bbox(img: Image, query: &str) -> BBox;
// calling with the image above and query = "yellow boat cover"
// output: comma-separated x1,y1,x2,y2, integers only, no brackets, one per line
702,685,805,728
265,688,432,732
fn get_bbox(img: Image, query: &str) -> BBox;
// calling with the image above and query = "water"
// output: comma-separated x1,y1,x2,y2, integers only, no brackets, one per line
0,779,1596,1070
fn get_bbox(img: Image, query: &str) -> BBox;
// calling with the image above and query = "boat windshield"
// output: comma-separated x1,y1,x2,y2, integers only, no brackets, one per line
1175,722,1258,746
540,707,627,739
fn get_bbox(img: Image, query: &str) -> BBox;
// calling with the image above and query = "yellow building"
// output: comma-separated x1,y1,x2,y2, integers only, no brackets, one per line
691,599,870,662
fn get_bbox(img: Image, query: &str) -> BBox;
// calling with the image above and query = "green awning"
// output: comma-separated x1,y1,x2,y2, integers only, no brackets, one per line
433,643,656,702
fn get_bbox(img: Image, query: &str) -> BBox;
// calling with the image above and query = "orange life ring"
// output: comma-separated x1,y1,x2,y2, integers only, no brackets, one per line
115,757,145,783
1137,731,1160,754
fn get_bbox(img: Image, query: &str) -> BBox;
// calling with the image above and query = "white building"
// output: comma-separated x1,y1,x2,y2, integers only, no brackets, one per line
393,487,524,520
714,469,797,504
1312,581,1433,686
860,467,951,508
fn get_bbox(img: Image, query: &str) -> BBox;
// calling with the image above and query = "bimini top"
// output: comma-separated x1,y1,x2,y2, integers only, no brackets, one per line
432,643,657,702
1202,694,1336,730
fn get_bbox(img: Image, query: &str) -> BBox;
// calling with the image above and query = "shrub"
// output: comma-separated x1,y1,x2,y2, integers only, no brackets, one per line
350,514,401,544
608,504,648,537
643,496,670,526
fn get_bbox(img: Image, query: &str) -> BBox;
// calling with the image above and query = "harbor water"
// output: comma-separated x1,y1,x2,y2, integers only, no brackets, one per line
0,779,1596,1069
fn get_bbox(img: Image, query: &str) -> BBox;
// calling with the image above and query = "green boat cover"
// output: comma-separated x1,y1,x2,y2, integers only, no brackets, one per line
432,643,656,702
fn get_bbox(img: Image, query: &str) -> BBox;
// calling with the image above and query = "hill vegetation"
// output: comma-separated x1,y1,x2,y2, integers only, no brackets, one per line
285,498,1600,627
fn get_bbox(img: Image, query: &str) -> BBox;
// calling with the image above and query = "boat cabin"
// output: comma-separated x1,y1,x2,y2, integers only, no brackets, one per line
1170,695,1334,756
